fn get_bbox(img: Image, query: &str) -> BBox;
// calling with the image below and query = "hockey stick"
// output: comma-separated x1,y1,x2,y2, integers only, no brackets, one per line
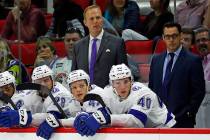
16,83,68,118
0,92,18,110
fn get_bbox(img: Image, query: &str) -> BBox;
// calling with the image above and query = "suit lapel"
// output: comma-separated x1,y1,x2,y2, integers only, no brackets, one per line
96,32,108,61
159,52,167,85
168,48,186,83
83,36,90,72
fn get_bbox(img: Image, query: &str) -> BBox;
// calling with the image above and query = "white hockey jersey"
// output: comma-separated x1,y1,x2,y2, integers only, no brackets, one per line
60,85,104,127
102,82,176,128
0,82,72,116
66,84,104,117
0,90,43,114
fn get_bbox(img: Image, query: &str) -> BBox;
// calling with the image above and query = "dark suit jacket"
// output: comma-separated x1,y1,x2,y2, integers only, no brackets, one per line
149,48,205,127
71,31,128,88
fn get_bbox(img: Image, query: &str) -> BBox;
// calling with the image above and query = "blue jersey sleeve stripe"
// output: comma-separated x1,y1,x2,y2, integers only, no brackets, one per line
128,109,147,126
165,112,173,124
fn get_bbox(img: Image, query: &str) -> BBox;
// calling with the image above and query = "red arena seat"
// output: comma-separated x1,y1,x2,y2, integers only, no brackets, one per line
10,41,67,67
72,0,90,10
153,39,167,54
125,40,153,64
53,41,67,57
138,64,150,83
0,19,6,34
10,43,37,66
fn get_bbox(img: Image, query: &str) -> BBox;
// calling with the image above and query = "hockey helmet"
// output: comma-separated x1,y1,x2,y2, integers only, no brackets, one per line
67,69,90,86
31,65,53,82
0,71,15,87
109,63,133,83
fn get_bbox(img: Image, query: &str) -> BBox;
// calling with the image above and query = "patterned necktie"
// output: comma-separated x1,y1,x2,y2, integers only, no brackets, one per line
162,53,175,96
89,38,97,84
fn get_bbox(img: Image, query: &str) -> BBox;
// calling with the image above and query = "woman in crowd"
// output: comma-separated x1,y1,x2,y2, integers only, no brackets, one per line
0,37,29,84
104,0,142,35
34,37,59,68
122,0,174,41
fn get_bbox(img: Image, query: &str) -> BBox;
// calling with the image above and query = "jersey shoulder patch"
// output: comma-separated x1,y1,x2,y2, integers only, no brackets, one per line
51,87,60,94
132,85,141,91
8,59,19,67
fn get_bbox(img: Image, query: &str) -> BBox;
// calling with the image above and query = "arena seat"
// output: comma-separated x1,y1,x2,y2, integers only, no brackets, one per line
72,0,90,10
153,39,167,54
53,41,67,57
138,63,150,83
10,43,37,66
0,19,6,34
190,45,200,55
96,0,109,13
139,15,146,23
44,14,53,30
26,66,34,76
10,41,66,66
125,40,153,64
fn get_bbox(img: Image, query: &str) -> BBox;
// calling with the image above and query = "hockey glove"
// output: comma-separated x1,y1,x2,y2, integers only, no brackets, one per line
0,109,32,127
83,107,111,136
74,112,95,136
36,113,60,140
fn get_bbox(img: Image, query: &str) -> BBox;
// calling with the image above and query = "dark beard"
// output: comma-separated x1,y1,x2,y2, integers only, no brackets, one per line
198,44,209,57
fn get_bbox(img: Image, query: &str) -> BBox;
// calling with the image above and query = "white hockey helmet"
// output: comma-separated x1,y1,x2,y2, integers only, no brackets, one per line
67,69,90,86
31,65,53,82
0,71,16,87
109,64,133,83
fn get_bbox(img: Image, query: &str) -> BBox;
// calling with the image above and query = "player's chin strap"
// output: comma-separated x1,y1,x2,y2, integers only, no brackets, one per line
112,80,133,102
113,88,127,102
16,83,68,119
0,92,17,110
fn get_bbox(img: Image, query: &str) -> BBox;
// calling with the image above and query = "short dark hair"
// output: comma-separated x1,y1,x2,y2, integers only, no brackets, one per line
181,27,195,44
65,27,83,38
181,27,193,34
194,26,210,39
160,0,170,12
163,22,182,34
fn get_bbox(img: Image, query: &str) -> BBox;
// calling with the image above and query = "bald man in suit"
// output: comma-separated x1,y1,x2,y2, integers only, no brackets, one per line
71,5,127,88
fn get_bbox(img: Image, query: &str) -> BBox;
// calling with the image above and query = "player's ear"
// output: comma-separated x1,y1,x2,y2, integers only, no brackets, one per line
87,86,90,92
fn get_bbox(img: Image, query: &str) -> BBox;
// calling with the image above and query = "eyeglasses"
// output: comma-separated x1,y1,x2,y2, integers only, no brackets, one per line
196,38,209,43
163,33,179,40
